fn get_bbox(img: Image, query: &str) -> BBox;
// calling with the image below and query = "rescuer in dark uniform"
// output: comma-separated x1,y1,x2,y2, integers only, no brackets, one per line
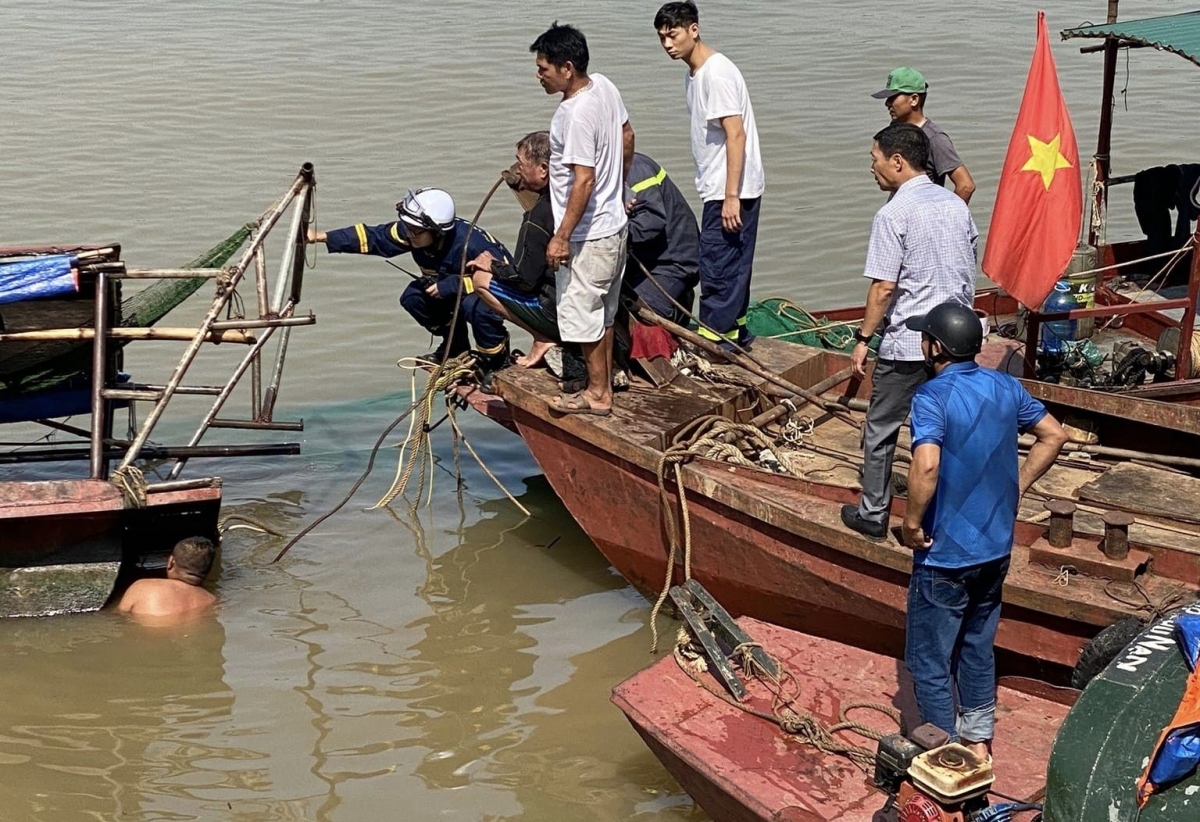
623,151,700,323
308,187,513,369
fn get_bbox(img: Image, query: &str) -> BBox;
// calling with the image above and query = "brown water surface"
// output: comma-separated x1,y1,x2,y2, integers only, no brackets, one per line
1,1,1195,819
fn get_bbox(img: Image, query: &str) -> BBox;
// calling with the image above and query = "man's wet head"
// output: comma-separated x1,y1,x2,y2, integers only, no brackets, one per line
168,536,217,586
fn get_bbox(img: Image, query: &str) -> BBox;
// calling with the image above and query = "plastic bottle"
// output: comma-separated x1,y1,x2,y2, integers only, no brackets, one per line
1041,281,1079,355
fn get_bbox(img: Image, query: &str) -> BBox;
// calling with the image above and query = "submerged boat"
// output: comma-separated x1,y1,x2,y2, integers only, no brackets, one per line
462,6,1200,684
612,602,1200,822
0,164,316,617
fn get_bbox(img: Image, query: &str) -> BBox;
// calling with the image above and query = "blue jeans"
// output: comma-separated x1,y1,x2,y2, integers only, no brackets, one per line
904,556,1010,743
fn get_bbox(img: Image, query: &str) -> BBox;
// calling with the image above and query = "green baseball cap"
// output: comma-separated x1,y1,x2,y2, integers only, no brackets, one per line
871,67,928,99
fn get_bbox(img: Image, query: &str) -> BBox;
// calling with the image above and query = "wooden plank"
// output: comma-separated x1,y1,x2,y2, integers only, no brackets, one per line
1078,462,1200,526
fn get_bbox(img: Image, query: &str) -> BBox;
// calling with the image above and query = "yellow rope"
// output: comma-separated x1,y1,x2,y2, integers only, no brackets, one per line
672,628,901,771
372,354,476,509
109,464,148,508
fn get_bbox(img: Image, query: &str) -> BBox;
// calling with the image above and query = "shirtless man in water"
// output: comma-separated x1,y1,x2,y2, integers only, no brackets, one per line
117,536,217,617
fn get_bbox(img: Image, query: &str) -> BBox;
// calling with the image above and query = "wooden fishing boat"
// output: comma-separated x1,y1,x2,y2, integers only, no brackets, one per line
612,608,1200,822
459,5,1200,685
0,164,317,616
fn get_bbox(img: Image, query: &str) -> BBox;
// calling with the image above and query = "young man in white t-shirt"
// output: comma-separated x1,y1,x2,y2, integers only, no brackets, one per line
531,22,635,416
655,1,764,351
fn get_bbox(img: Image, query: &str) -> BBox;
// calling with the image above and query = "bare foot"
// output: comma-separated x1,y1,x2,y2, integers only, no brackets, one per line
517,340,554,368
964,741,991,763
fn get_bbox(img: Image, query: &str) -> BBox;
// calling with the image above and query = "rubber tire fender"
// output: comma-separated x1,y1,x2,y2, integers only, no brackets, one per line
1070,616,1146,690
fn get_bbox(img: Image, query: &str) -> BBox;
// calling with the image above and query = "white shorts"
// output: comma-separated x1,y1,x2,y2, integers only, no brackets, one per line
555,228,628,344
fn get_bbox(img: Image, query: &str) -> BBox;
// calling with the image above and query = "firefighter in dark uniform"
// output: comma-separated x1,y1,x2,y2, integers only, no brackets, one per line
623,153,700,324
308,187,513,369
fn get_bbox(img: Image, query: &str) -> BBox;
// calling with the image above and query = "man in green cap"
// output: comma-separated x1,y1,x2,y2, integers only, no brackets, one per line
872,67,975,204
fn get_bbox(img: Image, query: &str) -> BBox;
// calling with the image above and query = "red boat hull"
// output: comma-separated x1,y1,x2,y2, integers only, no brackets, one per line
612,618,1069,822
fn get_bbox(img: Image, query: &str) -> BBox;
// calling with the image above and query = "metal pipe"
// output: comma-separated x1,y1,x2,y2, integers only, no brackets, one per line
129,383,226,396
1045,500,1077,548
1101,509,1134,559
0,327,257,344
117,167,309,471
0,442,301,465
1089,0,1121,247
165,322,282,480
262,323,293,419
209,419,303,431
208,314,314,331
89,270,110,479
146,477,222,494
273,185,310,314
102,388,163,401
254,243,270,318
251,346,263,420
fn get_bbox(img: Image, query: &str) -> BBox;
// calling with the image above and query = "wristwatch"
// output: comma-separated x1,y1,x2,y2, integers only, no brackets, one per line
853,329,873,345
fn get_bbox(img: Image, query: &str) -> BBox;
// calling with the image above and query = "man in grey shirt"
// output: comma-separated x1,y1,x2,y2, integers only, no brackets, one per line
872,67,976,204
842,122,978,541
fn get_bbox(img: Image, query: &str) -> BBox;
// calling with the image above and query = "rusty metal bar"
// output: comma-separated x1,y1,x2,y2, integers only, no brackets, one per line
146,477,222,494
117,166,309,471
262,322,293,419
1176,224,1200,380
209,419,304,431
1038,297,1190,322
1,442,300,465
0,326,257,344
129,383,225,396
89,270,110,479
274,185,310,314
102,388,163,401
1045,500,1077,548
1101,509,1134,559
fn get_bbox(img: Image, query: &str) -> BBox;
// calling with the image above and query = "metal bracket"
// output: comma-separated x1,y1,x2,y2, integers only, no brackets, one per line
668,579,778,702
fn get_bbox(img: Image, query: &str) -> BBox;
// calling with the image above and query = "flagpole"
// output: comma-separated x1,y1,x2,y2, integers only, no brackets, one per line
1089,0,1121,247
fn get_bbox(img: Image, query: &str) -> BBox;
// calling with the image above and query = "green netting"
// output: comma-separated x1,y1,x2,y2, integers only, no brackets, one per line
744,298,877,353
0,224,252,398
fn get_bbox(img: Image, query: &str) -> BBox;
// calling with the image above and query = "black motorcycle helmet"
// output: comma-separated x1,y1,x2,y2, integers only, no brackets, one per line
905,302,982,358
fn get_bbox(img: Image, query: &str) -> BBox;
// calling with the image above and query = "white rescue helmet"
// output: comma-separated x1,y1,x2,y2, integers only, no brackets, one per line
397,187,456,233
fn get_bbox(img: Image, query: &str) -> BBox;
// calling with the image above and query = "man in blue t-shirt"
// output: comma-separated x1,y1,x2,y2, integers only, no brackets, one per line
901,302,1067,762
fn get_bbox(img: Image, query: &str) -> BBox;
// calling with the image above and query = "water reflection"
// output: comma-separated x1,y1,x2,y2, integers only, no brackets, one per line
0,613,234,822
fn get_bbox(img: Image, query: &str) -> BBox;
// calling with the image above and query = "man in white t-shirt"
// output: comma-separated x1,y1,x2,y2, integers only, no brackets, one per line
531,22,634,416
655,1,765,351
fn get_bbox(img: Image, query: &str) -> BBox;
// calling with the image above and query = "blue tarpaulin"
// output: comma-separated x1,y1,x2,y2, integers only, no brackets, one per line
0,255,77,305
1138,614,1200,804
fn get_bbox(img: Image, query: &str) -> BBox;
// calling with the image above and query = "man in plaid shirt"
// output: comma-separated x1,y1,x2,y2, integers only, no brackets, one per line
842,122,979,541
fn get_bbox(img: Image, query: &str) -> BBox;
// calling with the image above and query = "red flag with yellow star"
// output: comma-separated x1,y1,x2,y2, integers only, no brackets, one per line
982,10,1082,309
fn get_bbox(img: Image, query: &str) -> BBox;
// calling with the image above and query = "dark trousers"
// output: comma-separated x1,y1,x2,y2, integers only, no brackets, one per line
399,282,508,355
857,359,928,523
698,197,760,343
905,557,1010,742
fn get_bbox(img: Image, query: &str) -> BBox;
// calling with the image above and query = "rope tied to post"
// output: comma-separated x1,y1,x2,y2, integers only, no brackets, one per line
671,627,901,771
110,464,148,508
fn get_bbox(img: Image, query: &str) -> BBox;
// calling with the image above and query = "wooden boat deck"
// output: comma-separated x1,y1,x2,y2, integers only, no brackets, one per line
484,336,1200,676
612,617,1067,822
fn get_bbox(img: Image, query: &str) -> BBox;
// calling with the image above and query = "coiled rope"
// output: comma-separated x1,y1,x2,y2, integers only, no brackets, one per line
672,626,901,770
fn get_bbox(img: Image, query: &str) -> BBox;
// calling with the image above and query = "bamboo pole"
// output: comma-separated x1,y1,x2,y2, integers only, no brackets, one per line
112,268,227,279
0,327,258,344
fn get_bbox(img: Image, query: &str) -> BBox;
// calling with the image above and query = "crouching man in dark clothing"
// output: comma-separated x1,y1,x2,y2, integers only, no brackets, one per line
470,131,560,370
623,152,700,323
900,302,1067,763
309,187,514,371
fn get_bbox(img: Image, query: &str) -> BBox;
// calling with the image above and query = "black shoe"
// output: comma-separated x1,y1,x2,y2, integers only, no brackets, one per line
840,504,887,542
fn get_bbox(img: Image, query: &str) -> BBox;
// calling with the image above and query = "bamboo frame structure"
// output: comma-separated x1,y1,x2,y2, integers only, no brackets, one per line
1,163,317,483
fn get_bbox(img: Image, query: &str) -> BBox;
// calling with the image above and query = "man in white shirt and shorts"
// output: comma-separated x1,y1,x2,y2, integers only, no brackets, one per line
531,22,635,416
655,1,765,351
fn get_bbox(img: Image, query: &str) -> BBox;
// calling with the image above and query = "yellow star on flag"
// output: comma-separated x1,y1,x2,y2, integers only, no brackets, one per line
1021,133,1073,190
